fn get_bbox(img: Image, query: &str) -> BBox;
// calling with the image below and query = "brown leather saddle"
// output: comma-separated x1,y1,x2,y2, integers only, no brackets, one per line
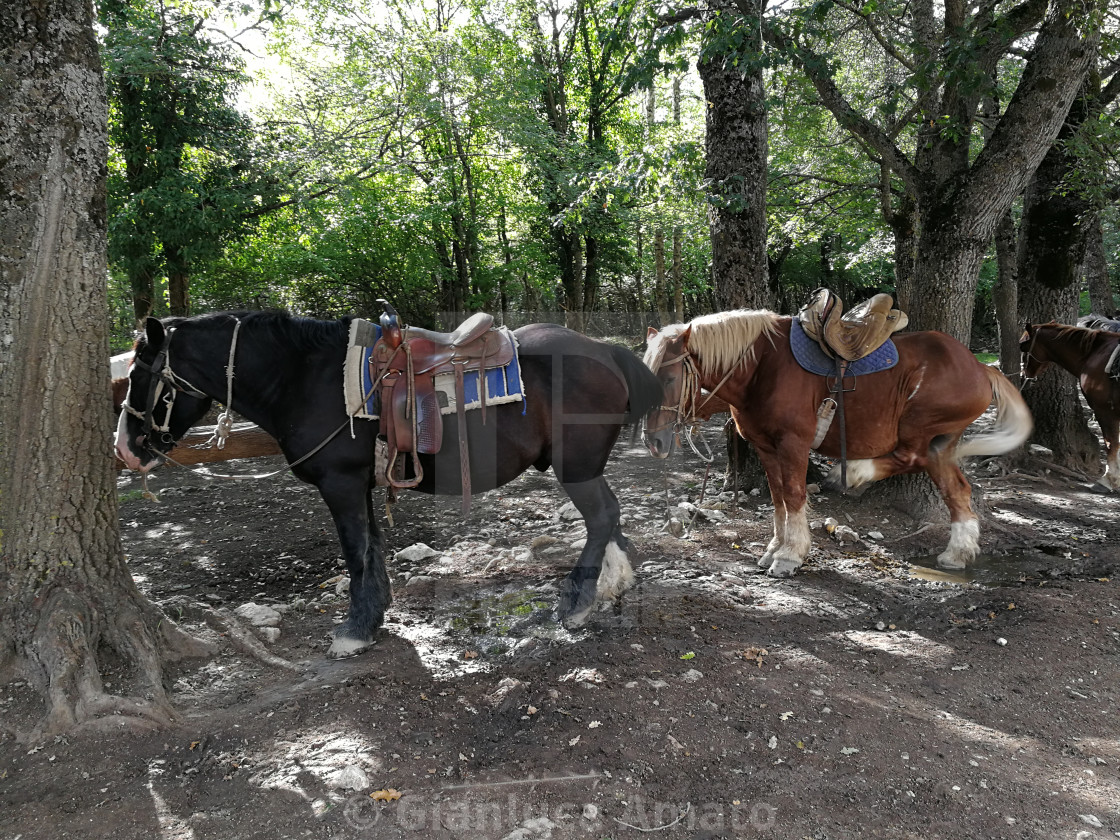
798,288,908,362
371,302,515,514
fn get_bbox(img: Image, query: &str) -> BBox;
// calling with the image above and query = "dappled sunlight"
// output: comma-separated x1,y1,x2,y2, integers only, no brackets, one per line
748,581,869,619
834,629,955,667
247,728,384,807
148,765,197,840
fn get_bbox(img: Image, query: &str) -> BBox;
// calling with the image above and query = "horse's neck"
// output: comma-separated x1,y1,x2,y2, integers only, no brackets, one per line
695,342,762,404
1043,330,1096,375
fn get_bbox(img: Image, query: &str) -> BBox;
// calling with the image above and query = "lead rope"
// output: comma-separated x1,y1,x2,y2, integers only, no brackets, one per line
206,317,242,450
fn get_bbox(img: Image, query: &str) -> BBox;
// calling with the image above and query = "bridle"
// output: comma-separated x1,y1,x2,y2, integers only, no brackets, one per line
1019,329,1045,387
643,347,736,463
122,329,210,458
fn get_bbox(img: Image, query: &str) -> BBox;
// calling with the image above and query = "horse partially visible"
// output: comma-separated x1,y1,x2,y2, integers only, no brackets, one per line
1078,314,1120,332
643,310,1033,576
1021,322,1120,492
115,311,663,657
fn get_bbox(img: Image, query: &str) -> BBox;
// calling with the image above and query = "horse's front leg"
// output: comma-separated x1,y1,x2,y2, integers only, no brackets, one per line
556,477,634,628
318,475,392,658
925,446,980,570
757,445,812,579
1094,411,1120,492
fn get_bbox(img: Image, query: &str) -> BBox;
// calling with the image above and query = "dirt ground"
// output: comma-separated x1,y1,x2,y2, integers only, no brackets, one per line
3,418,1120,840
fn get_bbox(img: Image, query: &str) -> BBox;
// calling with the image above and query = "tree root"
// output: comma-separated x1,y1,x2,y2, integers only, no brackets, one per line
204,608,302,672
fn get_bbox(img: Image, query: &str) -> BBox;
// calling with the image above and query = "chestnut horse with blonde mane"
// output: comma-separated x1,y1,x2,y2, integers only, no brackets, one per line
643,310,1033,577
1021,321,1120,492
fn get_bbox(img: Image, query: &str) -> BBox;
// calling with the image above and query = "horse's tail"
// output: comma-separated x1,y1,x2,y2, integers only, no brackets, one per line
954,366,1033,459
610,344,664,424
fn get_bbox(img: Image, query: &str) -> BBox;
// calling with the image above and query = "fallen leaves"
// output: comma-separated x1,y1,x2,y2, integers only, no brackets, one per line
740,647,768,667
370,789,401,802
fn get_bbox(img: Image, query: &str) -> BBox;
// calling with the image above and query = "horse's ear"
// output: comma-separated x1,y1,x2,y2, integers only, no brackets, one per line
647,326,659,340
144,316,166,348
680,325,692,345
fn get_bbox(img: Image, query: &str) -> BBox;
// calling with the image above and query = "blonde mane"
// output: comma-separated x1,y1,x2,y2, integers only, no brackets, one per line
646,310,781,377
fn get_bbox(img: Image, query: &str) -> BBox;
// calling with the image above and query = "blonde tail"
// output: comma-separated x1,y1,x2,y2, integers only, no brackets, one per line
955,367,1033,459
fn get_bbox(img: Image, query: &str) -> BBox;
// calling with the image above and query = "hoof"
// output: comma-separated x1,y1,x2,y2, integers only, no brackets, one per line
328,634,376,659
935,552,967,571
756,553,774,570
766,558,803,578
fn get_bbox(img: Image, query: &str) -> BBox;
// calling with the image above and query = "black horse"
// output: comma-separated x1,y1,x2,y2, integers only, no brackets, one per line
115,311,662,657
1079,313,1120,332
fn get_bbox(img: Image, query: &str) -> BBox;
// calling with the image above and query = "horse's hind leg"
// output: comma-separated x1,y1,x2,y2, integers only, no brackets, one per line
1094,410,1120,492
319,477,392,658
925,446,980,570
556,477,634,628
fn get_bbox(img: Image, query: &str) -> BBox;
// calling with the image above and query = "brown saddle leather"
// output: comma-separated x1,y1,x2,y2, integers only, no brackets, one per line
798,288,908,362
369,309,515,513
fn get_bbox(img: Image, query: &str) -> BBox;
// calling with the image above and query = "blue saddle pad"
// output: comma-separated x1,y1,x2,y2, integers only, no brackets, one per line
790,318,898,377
354,334,526,417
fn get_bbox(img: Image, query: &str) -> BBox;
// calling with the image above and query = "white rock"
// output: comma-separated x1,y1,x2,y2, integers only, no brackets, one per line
331,765,369,791
334,576,351,596
570,538,587,550
557,502,583,521
233,602,281,628
996,637,1008,646
257,627,281,644
680,668,703,683
1078,815,1103,829
501,817,558,840
868,530,885,540
395,542,441,563
582,804,598,820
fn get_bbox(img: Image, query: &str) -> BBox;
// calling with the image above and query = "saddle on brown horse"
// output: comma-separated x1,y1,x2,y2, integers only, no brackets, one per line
798,288,908,362
360,303,518,513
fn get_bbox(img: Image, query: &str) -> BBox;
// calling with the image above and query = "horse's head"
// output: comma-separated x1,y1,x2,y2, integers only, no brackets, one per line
641,324,696,459
115,316,214,472
1019,323,1050,383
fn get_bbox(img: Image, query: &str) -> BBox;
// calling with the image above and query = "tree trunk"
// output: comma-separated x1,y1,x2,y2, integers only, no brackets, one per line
993,211,1020,379
672,226,684,322
1015,84,1100,472
1083,213,1114,315
0,0,205,739
698,0,771,312
654,229,669,324
698,0,770,487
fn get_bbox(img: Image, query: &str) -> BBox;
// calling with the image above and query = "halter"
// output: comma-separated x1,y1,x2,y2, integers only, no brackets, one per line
122,330,210,457
1020,329,1044,387
644,350,723,463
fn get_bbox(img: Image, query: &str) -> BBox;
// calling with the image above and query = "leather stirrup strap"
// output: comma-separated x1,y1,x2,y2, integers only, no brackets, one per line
455,362,471,516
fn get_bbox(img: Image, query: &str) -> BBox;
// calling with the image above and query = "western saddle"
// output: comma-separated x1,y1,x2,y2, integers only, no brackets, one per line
371,301,515,514
798,288,908,362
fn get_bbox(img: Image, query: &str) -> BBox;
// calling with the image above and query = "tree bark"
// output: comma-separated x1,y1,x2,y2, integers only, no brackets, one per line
1083,213,1114,315
993,212,1020,379
1015,81,1101,472
0,0,206,738
698,0,772,312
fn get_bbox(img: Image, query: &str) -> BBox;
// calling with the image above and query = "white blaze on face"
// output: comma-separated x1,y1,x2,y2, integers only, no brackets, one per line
114,400,146,471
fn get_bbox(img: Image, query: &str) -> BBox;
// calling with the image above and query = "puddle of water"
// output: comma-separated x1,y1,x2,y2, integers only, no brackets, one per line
907,554,1044,587
448,589,573,650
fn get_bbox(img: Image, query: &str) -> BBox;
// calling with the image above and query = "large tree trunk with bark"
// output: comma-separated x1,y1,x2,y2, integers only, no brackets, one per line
1083,214,1114,315
0,0,205,739
697,0,771,488
1015,84,1101,472
993,212,1020,379
698,0,772,313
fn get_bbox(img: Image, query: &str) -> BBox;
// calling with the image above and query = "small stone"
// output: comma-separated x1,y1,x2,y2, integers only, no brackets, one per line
257,627,281,644
875,621,887,631
530,535,559,550
582,803,598,820
868,530,884,540
334,577,350,596
680,669,703,683
996,637,1008,646
1079,815,1103,829
395,542,441,563
331,765,369,791
233,602,281,628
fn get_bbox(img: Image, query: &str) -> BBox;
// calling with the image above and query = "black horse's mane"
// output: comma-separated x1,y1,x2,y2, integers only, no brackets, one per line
155,310,352,355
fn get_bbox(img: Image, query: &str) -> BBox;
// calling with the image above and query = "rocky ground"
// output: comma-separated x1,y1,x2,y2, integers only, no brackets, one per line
2,418,1120,840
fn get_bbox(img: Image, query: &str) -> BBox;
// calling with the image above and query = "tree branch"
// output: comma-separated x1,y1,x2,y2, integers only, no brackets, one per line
762,19,924,195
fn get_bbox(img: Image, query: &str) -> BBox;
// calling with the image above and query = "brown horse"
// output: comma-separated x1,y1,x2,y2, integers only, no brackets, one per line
1021,322,1120,492
643,310,1033,576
